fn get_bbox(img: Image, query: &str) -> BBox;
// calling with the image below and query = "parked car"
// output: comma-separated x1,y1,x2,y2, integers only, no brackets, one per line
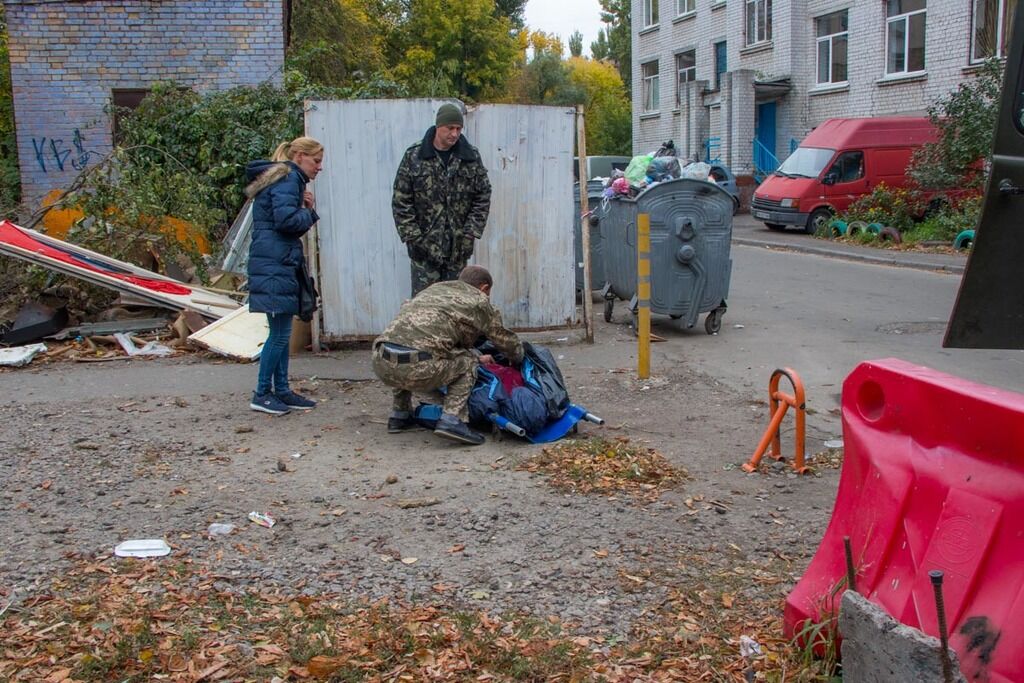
708,163,740,214
751,117,938,234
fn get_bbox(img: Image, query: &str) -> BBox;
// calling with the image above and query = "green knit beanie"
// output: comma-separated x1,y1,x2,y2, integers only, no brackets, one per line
435,103,464,127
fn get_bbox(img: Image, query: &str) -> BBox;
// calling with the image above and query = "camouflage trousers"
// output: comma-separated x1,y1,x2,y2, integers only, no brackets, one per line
372,344,478,421
410,259,467,296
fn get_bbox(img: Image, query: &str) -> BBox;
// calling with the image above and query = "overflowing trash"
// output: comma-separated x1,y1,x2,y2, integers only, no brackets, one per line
601,140,718,200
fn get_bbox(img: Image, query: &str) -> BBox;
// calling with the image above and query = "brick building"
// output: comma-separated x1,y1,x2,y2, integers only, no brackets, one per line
3,0,288,203
631,0,1012,181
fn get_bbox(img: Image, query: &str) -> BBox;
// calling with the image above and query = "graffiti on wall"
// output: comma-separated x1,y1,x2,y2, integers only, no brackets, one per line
31,129,102,173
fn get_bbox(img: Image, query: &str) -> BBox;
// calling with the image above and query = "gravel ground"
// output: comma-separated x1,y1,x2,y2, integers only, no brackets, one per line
0,331,842,639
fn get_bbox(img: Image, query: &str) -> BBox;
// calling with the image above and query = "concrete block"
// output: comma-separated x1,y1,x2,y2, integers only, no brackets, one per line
840,592,967,683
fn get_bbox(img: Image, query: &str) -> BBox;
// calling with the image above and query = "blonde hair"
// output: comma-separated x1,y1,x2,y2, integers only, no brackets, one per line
271,136,323,162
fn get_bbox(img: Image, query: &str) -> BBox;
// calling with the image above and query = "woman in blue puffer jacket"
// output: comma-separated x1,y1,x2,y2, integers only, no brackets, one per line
244,136,323,415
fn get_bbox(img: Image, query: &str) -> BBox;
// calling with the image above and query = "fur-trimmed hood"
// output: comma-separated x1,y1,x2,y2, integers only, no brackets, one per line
244,160,308,198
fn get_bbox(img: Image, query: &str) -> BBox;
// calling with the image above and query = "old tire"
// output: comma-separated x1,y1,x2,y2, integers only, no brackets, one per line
954,229,975,250
879,226,902,244
806,208,832,235
846,220,869,237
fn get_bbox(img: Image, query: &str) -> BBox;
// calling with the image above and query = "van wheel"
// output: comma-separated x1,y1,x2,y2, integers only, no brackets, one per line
806,208,833,235
765,223,787,231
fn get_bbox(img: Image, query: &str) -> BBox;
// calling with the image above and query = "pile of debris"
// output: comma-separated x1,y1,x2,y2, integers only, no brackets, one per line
0,210,267,367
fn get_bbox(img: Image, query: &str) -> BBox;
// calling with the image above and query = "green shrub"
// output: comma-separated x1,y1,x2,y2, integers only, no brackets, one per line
837,183,920,233
903,195,981,244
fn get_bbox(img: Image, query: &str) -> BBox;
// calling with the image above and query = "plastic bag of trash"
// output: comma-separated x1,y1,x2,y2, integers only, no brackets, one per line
624,154,654,183
680,161,712,180
647,156,681,182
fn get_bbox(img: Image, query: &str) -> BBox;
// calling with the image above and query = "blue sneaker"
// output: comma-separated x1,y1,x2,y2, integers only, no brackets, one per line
275,390,317,411
250,392,291,415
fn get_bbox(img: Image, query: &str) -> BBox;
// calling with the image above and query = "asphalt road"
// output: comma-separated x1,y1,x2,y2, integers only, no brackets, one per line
641,215,1024,437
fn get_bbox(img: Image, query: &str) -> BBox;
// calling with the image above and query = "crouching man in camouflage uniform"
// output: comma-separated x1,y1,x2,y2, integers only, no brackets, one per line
372,265,522,445
392,103,491,295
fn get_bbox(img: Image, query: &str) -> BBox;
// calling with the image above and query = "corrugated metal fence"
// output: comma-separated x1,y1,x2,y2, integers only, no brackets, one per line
305,99,576,340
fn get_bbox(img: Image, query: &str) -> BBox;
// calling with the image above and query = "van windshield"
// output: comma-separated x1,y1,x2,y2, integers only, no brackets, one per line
775,147,835,179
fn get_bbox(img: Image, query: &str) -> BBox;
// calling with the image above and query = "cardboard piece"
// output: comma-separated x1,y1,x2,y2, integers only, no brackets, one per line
188,304,267,361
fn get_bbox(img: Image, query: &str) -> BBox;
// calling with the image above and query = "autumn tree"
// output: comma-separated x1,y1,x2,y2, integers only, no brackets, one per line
568,30,583,57
595,0,630,88
590,29,610,61
288,0,391,88
394,0,519,100
0,3,18,209
566,57,630,154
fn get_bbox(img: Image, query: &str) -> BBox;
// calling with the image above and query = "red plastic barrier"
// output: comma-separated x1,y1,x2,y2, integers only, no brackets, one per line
785,359,1024,683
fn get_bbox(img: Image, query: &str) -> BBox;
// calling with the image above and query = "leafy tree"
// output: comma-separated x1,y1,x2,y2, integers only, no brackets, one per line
528,30,564,59
596,0,630,89
568,30,583,58
566,57,631,154
909,58,1003,190
0,3,19,211
393,0,519,100
287,0,388,87
590,28,610,62
494,0,527,28
511,52,583,105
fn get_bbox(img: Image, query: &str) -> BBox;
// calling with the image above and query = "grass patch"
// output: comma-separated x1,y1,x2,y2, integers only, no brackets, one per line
521,436,687,502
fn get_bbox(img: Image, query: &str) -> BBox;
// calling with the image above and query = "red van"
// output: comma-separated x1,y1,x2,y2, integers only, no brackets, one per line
751,117,939,234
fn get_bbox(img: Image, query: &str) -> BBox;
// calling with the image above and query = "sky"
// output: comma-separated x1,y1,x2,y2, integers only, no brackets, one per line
524,0,606,58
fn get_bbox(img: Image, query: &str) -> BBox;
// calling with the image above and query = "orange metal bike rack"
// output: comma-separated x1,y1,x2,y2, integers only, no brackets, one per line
743,367,807,474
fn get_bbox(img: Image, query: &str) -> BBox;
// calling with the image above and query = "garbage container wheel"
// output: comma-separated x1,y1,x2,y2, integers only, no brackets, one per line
670,314,683,320
705,308,724,335
603,298,615,323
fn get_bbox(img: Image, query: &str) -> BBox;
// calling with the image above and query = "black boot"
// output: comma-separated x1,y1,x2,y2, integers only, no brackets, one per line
387,412,418,434
434,414,485,445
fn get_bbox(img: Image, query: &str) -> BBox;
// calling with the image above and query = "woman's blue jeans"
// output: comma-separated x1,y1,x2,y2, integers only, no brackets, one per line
256,313,293,396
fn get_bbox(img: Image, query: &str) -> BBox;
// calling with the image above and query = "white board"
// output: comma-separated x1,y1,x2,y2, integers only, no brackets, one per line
305,100,576,339
187,304,267,361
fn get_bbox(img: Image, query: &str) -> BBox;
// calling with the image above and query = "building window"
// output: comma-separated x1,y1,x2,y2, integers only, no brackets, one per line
676,50,696,104
815,10,848,84
972,0,1017,62
886,0,926,75
643,0,659,27
642,60,660,111
745,0,772,45
676,0,696,15
714,41,727,90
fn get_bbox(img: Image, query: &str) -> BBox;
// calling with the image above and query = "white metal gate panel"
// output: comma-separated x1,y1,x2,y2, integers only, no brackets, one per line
305,100,575,338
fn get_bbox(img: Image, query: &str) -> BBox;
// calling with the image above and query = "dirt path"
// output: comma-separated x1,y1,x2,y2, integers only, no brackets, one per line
1,323,841,643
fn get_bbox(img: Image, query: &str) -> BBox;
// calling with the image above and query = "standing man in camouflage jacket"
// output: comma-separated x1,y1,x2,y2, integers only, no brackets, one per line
392,103,492,295
372,265,523,445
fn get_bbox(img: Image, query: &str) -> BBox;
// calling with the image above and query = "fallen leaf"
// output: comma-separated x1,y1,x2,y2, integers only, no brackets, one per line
307,655,348,679
401,557,418,565
470,589,490,599
593,548,609,558
448,544,465,553
722,593,735,608
41,480,53,490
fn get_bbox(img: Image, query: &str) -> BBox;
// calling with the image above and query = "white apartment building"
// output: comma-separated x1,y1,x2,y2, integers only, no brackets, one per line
631,0,1014,180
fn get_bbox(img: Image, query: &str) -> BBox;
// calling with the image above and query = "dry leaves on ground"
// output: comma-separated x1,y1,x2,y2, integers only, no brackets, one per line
0,556,831,682
520,437,687,502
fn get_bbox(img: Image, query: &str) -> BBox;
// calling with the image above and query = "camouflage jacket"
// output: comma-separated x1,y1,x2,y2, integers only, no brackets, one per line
376,280,523,363
392,127,491,267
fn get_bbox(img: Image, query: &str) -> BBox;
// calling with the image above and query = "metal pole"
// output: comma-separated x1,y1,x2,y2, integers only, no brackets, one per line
843,536,857,593
929,570,955,683
576,106,594,344
637,213,651,379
